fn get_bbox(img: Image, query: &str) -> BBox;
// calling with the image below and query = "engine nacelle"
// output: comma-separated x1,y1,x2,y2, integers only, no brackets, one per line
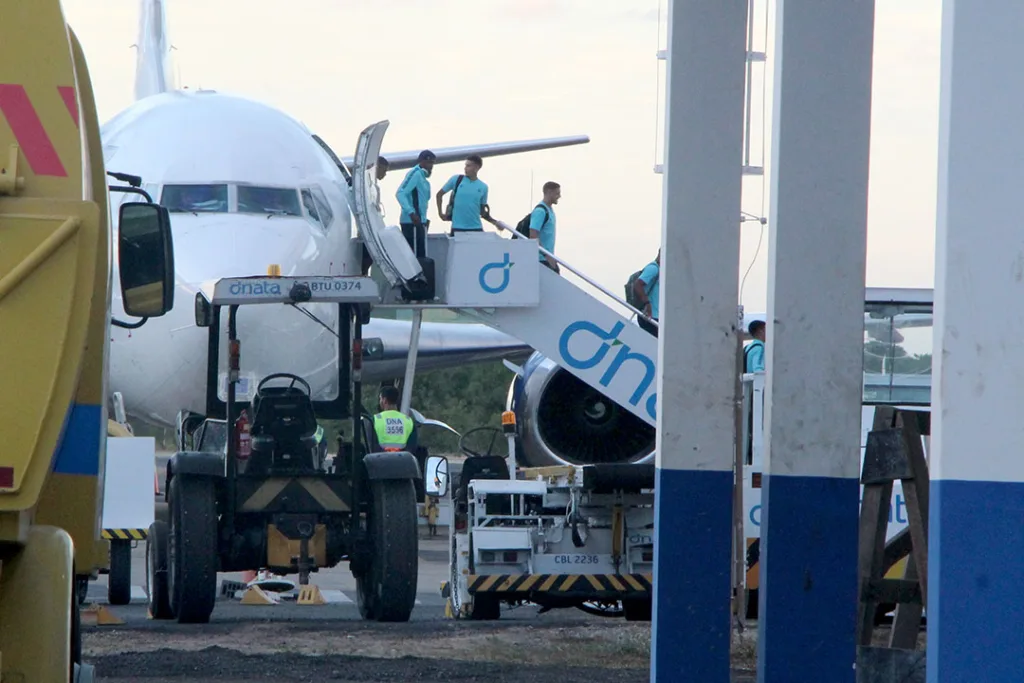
508,352,655,467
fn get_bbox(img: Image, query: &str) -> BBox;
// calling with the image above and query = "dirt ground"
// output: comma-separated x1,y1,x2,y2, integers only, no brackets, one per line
86,604,925,683
86,619,759,683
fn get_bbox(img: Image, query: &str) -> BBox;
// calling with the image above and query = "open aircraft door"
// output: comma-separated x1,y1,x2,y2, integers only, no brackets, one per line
351,121,425,289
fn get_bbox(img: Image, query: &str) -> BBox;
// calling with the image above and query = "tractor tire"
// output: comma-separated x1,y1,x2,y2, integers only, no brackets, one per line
167,475,218,624
107,540,132,606
71,574,81,679
357,479,418,622
146,520,173,619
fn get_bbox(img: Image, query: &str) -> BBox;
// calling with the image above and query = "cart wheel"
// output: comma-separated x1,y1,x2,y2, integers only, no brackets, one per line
107,539,132,605
146,520,173,619
469,594,500,620
623,598,652,621
357,479,418,622
167,475,218,624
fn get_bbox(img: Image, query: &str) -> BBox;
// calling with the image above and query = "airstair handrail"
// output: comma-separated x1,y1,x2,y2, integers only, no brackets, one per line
491,219,659,328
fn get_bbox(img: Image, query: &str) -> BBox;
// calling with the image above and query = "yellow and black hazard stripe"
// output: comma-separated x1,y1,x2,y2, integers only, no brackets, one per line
467,573,653,597
102,528,147,541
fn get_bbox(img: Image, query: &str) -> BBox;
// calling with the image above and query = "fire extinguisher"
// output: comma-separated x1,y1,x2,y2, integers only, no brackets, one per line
235,409,251,460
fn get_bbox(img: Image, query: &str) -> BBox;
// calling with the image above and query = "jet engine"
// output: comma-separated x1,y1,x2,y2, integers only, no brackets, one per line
508,353,655,467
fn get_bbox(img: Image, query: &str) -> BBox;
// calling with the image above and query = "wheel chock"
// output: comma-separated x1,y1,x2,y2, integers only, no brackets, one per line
296,584,326,605
240,585,280,605
81,604,125,625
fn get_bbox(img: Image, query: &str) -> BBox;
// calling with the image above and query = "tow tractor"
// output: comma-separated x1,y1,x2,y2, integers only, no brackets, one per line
147,274,422,623
429,412,655,621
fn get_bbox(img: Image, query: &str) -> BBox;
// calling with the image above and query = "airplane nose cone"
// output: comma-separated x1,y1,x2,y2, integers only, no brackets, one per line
168,214,323,285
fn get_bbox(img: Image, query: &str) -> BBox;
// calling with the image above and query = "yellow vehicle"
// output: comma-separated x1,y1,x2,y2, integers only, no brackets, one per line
1,3,174,681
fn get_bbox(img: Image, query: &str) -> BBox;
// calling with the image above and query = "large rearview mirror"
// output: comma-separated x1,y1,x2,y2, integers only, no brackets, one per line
425,455,449,498
118,202,175,318
194,292,212,327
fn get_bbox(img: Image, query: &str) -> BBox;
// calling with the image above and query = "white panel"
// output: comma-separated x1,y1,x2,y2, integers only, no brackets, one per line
931,0,1024,484
101,437,156,530
472,528,533,550
444,234,540,307
653,0,747,474
763,0,875,480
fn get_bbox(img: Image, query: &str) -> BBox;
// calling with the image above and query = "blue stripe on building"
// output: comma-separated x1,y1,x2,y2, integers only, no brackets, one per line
927,479,1024,682
757,474,859,683
651,467,733,682
52,403,103,476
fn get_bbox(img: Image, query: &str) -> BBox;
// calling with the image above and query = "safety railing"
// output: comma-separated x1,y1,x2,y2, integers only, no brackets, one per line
491,218,658,329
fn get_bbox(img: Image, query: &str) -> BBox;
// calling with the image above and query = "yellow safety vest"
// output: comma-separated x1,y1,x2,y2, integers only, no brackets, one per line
373,410,413,451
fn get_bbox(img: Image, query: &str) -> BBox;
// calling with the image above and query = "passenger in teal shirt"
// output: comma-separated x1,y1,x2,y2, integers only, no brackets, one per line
745,320,766,372
395,150,435,257
530,181,561,273
633,250,660,336
435,155,489,232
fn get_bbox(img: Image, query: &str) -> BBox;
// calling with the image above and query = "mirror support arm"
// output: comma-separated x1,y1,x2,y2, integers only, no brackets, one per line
112,316,149,329
109,185,154,202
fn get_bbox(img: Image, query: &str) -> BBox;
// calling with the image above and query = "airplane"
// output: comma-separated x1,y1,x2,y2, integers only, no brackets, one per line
101,0,591,441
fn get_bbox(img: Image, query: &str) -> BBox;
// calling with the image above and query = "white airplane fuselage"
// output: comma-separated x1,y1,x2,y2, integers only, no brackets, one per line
103,90,525,429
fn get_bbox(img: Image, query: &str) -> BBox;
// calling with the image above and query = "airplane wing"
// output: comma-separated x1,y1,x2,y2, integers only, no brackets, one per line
340,135,591,171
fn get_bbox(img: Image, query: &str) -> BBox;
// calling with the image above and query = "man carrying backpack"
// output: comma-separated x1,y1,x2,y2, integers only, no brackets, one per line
744,320,766,372
630,250,660,336
434,155,490,234
514,181,561,273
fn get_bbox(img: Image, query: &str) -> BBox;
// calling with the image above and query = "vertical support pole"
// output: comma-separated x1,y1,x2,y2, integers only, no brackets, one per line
651,1,748,681
757,1,875,681
400,308,423,414
929,2,1024,680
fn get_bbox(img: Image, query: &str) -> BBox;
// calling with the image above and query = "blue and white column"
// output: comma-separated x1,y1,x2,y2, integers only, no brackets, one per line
757,1,875,682
929,2,1024,680
651,1,748,681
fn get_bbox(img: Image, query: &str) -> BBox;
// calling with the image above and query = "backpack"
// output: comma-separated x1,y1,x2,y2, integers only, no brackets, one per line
443,174,464,221
625,262,658,310
515,203,549,238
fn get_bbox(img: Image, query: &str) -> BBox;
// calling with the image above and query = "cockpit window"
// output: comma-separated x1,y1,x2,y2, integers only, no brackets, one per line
301,186,335,231
162,184,228,213
238,185,302,216
311,187,334,229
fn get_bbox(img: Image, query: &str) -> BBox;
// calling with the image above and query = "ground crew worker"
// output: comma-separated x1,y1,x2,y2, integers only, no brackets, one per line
372,385,417,452
435,155,490,234
376,156,390,181
423,495,439,537
396,150,436,257
530,181,560,273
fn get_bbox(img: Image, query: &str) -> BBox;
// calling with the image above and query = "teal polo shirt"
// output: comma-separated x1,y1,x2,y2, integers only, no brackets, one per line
442,174,489,231
637,262,660,319
529,203,556,260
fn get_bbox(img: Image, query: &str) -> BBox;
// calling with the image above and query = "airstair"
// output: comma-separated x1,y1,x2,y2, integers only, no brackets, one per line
350,121,759,424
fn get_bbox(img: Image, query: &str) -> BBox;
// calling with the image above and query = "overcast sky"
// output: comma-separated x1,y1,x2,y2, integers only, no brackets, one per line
61,0,941,314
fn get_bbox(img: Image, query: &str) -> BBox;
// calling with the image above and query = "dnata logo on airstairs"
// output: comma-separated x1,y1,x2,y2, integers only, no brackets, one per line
558,320,657,420
229,280,282,296
478,253,514,294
